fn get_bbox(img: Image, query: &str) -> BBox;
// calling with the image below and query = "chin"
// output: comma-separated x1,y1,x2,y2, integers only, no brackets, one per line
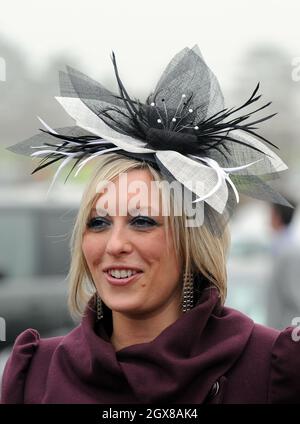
103,298,146,315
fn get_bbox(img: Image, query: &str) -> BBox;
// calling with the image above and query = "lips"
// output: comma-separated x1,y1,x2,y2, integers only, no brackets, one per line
104,270,143,286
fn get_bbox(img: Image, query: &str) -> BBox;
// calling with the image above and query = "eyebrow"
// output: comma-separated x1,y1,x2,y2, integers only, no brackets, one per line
91,206,160,216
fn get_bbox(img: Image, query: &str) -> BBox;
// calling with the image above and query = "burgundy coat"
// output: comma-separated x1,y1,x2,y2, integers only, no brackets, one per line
1,287,300,404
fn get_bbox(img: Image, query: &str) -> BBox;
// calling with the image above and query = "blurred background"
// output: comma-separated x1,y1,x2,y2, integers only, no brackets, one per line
1,0,300,389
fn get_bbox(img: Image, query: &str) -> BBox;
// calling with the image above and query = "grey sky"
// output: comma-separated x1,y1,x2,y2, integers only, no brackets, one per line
0,0,300,94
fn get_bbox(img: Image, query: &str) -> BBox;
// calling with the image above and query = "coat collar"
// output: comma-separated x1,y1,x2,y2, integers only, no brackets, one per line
46,286,255,403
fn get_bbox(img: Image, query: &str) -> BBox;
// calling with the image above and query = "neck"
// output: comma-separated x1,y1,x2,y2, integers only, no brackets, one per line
110,301,182,352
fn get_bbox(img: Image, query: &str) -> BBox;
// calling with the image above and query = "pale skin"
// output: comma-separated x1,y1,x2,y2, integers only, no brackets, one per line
82,169,183,352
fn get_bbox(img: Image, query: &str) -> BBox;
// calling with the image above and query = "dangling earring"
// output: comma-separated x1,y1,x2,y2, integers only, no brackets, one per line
96,293,103,320
182,272,194,313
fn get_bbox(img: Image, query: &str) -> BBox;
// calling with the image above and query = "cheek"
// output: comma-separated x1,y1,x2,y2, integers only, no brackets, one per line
82,234,105,266
142,232,179,272
140,232,166,259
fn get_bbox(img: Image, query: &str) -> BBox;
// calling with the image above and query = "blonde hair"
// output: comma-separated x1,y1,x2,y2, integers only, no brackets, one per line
67,154,230,319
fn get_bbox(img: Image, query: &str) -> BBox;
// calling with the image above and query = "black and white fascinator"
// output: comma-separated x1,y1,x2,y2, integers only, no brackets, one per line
8,45,290,234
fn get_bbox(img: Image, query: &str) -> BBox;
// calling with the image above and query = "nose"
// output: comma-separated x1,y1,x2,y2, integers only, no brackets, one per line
105,223,133,256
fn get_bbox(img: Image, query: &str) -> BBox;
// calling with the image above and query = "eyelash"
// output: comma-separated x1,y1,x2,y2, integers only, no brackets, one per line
86,216,158,231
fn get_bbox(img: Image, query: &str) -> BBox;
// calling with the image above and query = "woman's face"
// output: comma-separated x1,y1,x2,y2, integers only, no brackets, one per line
82,168,182,318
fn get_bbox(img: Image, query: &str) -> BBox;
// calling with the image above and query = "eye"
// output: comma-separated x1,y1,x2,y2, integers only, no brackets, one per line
87,217,110,231
86,215,159,232
131,216,158,228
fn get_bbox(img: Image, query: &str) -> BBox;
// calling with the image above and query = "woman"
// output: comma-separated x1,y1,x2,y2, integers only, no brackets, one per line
1,46,299,404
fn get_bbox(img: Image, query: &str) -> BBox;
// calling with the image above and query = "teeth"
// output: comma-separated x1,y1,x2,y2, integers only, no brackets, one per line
108,269,138,279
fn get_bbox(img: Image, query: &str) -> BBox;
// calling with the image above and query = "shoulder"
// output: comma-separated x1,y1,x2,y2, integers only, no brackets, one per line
269,326,300,403
218,310,300,403
1,328,63,404
230,321,300,403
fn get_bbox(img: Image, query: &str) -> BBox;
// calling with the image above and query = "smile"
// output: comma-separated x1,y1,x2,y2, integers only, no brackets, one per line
104,270,143,286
